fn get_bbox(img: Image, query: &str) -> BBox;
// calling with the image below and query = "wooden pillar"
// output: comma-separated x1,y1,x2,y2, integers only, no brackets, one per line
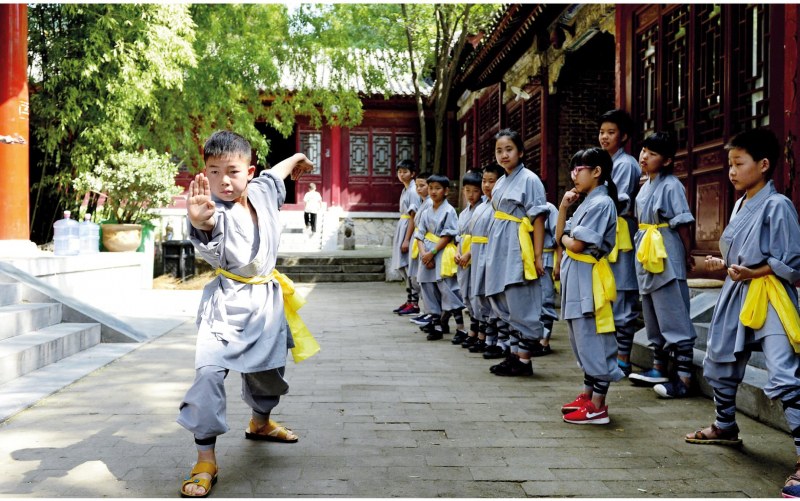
784,4,800,209
0,4,30,241
330,125,341,207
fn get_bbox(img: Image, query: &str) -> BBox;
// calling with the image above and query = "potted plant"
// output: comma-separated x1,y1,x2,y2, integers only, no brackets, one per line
73,150,183,251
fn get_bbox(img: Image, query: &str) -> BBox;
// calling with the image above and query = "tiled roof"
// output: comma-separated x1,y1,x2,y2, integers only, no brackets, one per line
270,49,432,97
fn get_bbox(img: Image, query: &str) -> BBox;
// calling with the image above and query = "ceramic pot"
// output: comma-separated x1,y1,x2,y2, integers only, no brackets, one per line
101,223,142,252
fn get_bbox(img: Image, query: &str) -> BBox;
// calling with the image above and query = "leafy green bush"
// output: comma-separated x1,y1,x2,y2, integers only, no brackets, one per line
73,150,183,224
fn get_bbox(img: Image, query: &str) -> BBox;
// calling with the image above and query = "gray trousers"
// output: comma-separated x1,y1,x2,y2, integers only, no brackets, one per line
641,279,697,352
488,282,543,341
567,316,626,382
177,365,289,440
419,278,463,315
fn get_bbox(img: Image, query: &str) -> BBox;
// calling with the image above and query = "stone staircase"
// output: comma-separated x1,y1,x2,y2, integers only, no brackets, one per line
276,254,386,283
278,210,324,252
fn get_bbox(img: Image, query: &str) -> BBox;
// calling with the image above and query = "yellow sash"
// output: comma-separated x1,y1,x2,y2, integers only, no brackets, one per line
636,223,669,273
740,275,800,353
608,217,634,263
544,248,561,295
424,232,458,277
458,235,488,267
215,268,320,363
411,238,420,259
494,211,538,280
564,249,617,334
400,214,411,220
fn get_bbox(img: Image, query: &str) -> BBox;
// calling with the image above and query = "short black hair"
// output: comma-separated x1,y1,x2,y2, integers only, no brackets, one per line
725,128,781,180
417,171,433,181
481,163,504,178
462,170,482,188
494,128,525,155
203,130,252,162
397,158,417,173
426,173,450,189
598,109,634,144
642,131,677,175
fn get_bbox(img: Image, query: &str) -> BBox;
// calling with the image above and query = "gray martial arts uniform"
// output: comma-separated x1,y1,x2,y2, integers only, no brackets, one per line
468,201,496,323
414,199,463,315
541,202,559,340
485,163,548,348
391,184,422,271
456,197,484,318
634,173,697,354
703,181,800,403
178,170,293,440
408,197,431,300
610,148,642,352
561,185,625,382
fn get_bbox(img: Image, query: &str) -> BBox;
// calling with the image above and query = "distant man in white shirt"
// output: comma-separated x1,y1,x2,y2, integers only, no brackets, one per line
303,183,323,234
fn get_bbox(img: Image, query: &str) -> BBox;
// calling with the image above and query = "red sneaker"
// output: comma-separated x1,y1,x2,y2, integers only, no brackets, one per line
398,303,420,315
563,401,609,425
561,393,590,415
393,302,410,314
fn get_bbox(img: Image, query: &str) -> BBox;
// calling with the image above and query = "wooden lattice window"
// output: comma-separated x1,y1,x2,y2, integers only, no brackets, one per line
731,4,770,132
477,85,501,168
663,5,690,150
694,4,724,145
523,89,542,143
507,105,522,137
635,23,658,139
396,134,415,163
349,133,369,176
299,131,322,175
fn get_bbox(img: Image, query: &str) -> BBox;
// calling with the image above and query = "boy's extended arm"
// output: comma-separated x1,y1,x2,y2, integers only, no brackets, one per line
269,153,314,181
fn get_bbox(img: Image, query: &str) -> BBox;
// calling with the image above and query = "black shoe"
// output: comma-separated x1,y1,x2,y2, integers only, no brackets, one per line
483,345,507,360
451,330,468,345
426,322,444,341
493,356,533,377
461,335,479,349
410,314,433,326
468,339,487,353
489,354,516,373
529,343,553,357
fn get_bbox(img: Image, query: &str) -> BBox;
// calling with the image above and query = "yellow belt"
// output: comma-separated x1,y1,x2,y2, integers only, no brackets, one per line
215,268,320,363
400,214,411,220
636,223,669,273
411,238,420,259
608,217,633,263
494,211,537,280
740,275,800,353
565,249,616,334
424,232,458,277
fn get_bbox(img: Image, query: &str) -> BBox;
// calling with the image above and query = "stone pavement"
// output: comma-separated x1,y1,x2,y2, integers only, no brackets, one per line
0,281,795,498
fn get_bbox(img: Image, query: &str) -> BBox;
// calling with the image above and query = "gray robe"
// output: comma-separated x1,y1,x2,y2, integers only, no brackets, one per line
484,164,548,295
609,148,641,292
189,170,293,373
408,197,431,281
390,184,422,271
456,198,484,313
467,201,496,321
560,185,623,381
414,199,459,284
705,181,800,365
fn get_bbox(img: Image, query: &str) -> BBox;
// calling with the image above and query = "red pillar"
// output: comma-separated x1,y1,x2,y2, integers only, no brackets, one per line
330,125,341,207
0,4,30,240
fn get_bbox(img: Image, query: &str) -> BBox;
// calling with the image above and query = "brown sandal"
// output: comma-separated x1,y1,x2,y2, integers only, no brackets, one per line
685,423,742,446
180,461,218,498
244,418,299,443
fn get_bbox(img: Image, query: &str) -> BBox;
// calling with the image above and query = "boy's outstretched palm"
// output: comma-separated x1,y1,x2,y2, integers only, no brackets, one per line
188,173,216,231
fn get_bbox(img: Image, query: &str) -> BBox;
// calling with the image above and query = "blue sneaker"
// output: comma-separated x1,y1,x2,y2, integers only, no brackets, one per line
628,368,669,386
654,379,690,398
617,359,632,376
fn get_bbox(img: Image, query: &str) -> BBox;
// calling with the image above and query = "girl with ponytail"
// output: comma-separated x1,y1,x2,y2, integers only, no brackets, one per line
556,147,625,425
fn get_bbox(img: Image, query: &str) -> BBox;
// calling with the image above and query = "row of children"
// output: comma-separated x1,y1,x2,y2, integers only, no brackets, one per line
390,113,800,497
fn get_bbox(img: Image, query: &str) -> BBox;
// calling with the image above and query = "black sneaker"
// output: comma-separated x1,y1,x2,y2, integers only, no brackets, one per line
451,330,468,345
489,354,516,373
426,323,444,341
468,339,487,353
529,343,553,357
483,345,507,360
493,356,533,377
461,336,479,349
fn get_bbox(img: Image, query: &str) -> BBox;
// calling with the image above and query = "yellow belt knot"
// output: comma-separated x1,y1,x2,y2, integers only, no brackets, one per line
565,249,617,334
494,211,538,280
608,217,633,263
741,275,800,353
215,268,320,362
400,214,411,220
411,238,420,259
424,232,458,277
460,234,473,267
636,223,669,273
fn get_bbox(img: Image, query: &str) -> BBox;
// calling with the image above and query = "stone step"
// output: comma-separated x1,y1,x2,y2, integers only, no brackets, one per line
276,264,384,274
0,342,138,422
0,283,21,307
276,256,386,266
280,272,386,283
0,303,62,341
0,323,101,385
